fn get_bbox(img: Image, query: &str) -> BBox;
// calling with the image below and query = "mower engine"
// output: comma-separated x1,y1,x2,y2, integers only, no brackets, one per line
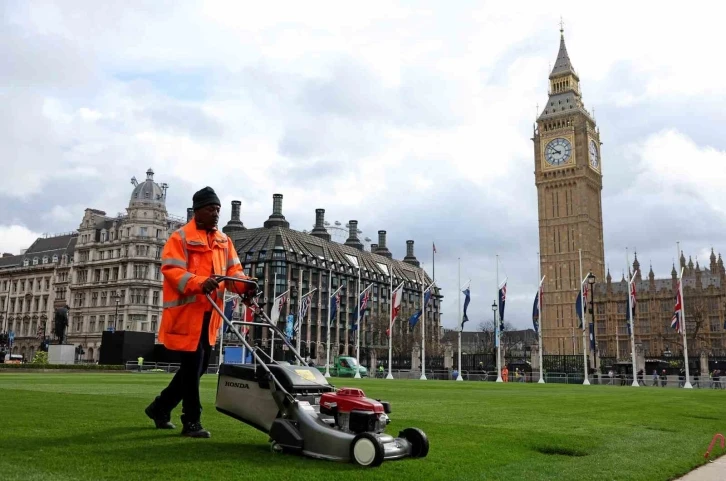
319,388,391,435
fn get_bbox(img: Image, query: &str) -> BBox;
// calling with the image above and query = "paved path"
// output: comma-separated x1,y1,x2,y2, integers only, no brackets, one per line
676,456,726,480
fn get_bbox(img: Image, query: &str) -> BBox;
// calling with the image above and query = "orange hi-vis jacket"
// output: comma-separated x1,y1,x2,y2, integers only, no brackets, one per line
159,221,251,352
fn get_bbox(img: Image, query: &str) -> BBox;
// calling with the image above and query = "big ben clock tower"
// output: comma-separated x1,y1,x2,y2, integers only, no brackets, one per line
534,27,605,355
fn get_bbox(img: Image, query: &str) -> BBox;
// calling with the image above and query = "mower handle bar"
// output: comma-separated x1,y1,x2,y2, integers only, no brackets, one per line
205,292,295,401
208,275,310,369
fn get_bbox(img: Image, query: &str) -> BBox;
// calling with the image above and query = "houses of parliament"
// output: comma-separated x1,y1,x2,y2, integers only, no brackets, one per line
534,28,726,359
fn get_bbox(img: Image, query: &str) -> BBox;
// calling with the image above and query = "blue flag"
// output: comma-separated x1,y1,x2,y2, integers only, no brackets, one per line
461,288,471,329
329,292,340,325
498,282,507,332
575,291,584,329
589,322,596,350
409,289,433,330
532,291,540,333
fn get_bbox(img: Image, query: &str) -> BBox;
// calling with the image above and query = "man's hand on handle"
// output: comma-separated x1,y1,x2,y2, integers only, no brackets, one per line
201,277,220,294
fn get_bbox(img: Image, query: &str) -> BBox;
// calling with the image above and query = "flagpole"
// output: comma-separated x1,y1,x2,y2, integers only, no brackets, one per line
296,268,302,365
580,249,590,385
627,248,639,387
496,255,502,383
325,268,332,378
271,272,277,361
678,241,693,389
456,258,463,381
420,278,427,380
538,252,545,384
386,271,394,380
354,265,362,379
433,243,436,282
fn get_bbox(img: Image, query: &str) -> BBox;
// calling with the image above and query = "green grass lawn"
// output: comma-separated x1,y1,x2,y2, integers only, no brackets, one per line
1,372,724,481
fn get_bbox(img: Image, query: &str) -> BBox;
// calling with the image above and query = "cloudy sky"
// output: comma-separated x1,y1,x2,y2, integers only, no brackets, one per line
2,0,725,330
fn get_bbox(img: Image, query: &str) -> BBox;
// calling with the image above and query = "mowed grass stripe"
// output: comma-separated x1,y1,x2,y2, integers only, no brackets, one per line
0,373,723,481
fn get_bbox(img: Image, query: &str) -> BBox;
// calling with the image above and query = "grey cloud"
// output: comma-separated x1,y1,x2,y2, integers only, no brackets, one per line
144,104,224,139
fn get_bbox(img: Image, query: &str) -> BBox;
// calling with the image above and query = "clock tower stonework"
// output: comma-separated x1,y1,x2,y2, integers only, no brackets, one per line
534,29,605,355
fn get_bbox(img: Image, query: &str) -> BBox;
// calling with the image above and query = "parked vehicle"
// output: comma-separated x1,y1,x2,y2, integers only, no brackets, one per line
317,356,368,378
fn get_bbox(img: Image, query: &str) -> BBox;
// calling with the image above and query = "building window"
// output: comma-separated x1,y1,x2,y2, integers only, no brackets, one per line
152,291,160,306
23,259,29,267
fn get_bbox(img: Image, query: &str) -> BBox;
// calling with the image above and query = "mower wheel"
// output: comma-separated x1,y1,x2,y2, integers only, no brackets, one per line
270,441,284,454
350,433,384,467
399,428,429,458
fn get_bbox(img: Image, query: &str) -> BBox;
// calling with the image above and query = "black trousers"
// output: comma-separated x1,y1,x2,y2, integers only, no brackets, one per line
155,313,212,425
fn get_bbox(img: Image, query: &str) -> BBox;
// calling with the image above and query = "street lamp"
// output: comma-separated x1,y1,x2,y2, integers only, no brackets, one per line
113,292,120,332
587,273,596,373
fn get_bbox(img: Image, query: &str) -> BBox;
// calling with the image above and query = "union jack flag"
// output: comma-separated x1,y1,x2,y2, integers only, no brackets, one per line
671,280,683,334
498,281,507,331
360,289,370,313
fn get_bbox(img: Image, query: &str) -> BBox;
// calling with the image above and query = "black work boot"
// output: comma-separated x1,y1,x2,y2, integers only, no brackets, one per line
145,402,176,429
182,422,211,438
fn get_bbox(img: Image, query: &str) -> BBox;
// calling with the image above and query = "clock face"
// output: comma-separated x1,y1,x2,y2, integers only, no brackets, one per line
589,140,599,169
544,138,572,166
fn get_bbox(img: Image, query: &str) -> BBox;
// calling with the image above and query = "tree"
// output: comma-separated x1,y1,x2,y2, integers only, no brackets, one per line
475,319,515,353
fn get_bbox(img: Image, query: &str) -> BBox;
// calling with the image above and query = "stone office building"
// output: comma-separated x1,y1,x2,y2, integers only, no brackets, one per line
221,194,443,365
0,234,77,360
65,169,185,360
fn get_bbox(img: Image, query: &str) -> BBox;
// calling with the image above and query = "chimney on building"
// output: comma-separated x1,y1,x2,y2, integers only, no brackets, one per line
403,240,420,267
186,208,194,223
263,193,290,229
2,253,13,258
374,230,392,258
310,208,331,241
344,220,364,251
370,244,378,253
222,200,246,235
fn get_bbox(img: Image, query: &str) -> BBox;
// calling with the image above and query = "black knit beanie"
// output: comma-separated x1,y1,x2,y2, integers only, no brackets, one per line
192,186,221,210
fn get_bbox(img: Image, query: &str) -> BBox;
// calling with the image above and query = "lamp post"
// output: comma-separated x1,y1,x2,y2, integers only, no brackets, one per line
113,292,120,332
493,300,501,382
587,273,597,374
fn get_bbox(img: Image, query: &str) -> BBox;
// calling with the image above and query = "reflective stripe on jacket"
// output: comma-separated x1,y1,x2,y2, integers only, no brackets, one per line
158,220,250,352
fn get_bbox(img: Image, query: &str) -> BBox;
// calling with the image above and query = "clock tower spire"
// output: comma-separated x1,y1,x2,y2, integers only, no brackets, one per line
533,26,605,356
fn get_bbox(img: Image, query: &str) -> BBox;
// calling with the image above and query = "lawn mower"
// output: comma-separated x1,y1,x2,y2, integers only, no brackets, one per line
208,275,429,467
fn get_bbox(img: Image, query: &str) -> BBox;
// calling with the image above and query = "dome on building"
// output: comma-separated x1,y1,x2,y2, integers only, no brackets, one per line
129,168,168,208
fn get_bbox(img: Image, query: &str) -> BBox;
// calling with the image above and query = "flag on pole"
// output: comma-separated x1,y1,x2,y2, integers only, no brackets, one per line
295,293,312,333
433,242,437,254
627,277,637,336
353,287,372,330
532,293,540,334
223,296,238,333
329,291,340,325
270,293,288,324
409,287,433,330
671,280,683,334
386,282,404,336
589,322,596,350
498,280,507,332
461,288,471,329
575,285,589,329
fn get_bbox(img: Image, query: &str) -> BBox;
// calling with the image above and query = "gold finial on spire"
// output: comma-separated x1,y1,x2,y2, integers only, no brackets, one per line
559,16,565,34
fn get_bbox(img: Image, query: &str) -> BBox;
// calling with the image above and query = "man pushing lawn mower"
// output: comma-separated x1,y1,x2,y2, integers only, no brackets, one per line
143,187,429,467
144,186,256,438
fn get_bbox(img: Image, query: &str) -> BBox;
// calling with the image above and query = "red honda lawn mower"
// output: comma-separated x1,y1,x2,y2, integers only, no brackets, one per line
208,276,429,467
